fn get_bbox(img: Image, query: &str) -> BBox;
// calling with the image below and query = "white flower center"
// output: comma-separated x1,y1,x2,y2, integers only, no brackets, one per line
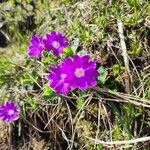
8,109,15,115
39,43,43,48
52,41,60,49
75,68,85,78
60,74,67,79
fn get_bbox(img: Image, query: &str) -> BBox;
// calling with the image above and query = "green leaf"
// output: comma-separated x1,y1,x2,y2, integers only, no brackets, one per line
96,144,103,150
42,85,56,100
112,64,125,76
128,41,141,56
113,126,122,140
64,47,74,57
43,53,57,64
146,88,150,99
43,55,52,63
27,97,39,110
97,66,108,85
76,97,84,110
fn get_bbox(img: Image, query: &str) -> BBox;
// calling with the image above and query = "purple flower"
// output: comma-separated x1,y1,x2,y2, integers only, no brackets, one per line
28,35,44,58
48,66,69,94
43,31,69,56
0,101,20,123
48,54,99,94
62,55,99,90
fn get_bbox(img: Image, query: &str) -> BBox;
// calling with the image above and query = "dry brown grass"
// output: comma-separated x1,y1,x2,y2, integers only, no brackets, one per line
0,0,150,149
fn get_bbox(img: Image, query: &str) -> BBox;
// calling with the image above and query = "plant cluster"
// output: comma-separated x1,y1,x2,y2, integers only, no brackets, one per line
0,31,105,123
28,31,101,95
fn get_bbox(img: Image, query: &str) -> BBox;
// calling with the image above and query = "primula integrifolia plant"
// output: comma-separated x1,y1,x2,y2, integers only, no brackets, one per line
28,35,45,58
28,31,69,57
43,31,69,56
28,31,101,95
0,101,20,123
48,55,99,94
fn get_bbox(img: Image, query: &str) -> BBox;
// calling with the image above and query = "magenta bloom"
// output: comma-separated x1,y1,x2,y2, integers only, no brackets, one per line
28,35,44,58
43,31,69,56
0,101,20,123
48,66,69,94
62,55,99,90
48,55,99,94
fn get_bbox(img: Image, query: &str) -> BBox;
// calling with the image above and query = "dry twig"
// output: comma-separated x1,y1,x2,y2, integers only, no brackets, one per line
86,136,150,147
117,20,130,93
